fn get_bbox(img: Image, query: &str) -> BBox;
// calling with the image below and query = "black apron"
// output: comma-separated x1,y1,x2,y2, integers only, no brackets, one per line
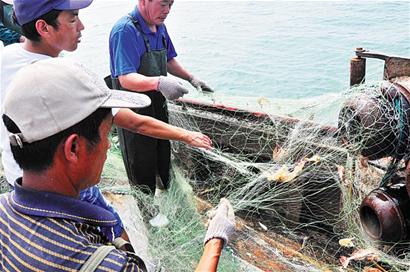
113,17,170,194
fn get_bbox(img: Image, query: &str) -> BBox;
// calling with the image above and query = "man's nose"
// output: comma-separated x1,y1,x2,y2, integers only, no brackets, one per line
163,5,170,14
78,18,85,31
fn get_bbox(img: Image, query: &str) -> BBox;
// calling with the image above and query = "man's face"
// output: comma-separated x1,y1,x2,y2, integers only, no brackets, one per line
144,0,174,26
48,10,84,52
82,114,112,188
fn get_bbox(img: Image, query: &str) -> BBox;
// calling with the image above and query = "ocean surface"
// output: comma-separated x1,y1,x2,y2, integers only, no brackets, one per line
66,1,410,122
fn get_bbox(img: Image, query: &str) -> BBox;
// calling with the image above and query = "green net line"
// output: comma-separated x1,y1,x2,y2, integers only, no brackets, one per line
100,81,410,270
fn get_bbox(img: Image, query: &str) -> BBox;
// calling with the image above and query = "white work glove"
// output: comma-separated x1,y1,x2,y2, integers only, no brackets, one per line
204,198,235,247
189,76,214,93
158,76,189,100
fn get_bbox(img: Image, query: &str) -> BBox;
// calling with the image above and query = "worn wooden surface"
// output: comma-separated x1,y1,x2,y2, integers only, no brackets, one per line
196,197,330,271
103,190,330,271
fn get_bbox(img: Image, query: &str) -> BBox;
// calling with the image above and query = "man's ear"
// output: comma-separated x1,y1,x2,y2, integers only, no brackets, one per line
63,134,80,163
35,19,51,37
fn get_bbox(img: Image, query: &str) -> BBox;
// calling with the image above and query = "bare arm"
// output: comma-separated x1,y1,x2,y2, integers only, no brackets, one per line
167,58,192,81
118,73,160,92
195,239,224,272
114,109,212,149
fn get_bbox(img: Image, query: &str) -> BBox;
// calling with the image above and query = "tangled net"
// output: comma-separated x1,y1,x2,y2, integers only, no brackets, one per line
100,80,410,271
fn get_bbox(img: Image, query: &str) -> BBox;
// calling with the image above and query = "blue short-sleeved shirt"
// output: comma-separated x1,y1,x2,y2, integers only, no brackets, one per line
109,7,177,78
80,185,124,240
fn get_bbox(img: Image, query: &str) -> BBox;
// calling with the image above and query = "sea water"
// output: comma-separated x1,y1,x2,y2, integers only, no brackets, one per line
65,0,410,123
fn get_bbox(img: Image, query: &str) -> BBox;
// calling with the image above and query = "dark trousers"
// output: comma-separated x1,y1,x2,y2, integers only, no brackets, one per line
118,91,170,194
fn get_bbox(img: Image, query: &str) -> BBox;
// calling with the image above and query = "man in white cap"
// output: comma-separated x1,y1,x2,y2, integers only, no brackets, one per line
0,58,235,271
0,0,212,241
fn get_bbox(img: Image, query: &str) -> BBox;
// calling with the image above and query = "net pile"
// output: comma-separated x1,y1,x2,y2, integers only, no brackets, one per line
100,81,410,271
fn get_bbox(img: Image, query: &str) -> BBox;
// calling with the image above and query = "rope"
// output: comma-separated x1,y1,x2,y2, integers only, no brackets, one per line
379,94,409,187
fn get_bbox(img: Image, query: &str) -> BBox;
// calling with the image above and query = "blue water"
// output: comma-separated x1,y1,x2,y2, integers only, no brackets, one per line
67,1,410,119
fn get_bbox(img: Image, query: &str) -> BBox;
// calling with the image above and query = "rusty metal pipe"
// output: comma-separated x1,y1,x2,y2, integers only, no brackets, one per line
360,185,410,242
350,48,366,86
352,49,410,81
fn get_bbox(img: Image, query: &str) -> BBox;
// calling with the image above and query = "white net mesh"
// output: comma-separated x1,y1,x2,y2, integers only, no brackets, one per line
98,80,410,271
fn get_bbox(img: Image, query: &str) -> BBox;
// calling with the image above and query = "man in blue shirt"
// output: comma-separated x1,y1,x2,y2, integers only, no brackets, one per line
109,0,214,194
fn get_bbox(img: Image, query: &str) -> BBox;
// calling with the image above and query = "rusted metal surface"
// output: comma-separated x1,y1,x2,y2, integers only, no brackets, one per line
355,50,389,61
350,56,366,86
355,49,410,80
350,48,367,86
360,186,410,242
384,57,410,80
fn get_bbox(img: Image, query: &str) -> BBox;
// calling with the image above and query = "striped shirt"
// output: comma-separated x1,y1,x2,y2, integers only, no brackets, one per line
0,179,146,271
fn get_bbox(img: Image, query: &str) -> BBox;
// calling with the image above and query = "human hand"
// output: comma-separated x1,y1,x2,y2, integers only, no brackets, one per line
158,76,189,100
189,76,214,93
184,131,213,150
204,198,235,247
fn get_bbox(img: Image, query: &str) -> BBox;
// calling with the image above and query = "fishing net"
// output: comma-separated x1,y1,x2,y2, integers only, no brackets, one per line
99,80,410,271
100,137,244,271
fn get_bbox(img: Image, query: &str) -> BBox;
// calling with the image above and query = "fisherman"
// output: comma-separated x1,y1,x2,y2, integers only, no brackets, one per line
0,0,212,241
109,0,215,195
0,58,235,271
0,0,23,46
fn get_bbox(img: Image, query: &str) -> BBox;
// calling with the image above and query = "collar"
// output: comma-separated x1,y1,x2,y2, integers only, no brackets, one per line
10,178,117,227
130,7,164,35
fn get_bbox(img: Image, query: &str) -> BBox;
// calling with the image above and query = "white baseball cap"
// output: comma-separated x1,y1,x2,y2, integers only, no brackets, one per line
3,58,151,146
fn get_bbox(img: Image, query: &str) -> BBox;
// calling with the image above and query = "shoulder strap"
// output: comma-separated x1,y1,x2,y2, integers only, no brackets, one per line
162,34,167,50
127,14,151,52
112,237,135,253
80,238,137,271
79,245,115,272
